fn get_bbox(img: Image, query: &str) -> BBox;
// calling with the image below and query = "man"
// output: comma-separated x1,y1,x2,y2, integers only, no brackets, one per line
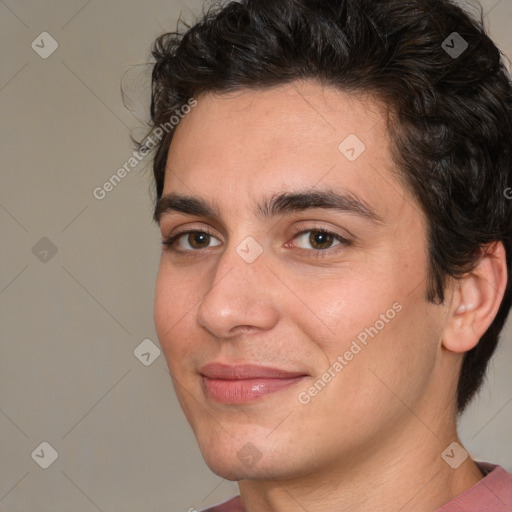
146,0,512,510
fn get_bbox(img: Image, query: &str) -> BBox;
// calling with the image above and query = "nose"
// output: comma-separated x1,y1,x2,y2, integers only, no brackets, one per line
196,240,280,339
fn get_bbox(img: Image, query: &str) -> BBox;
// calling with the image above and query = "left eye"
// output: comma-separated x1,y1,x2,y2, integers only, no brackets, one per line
292,229,346,251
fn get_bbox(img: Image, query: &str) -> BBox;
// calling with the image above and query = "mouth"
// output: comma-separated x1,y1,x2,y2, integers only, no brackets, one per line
199,363,308,404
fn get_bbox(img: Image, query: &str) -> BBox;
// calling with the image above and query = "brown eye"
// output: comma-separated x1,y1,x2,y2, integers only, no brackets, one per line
293,229,344,251
187,232,211,249
162,230,221,252
308,231,335,250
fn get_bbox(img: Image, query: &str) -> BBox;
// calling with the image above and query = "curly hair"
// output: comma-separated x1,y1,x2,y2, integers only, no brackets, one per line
145,0,512,412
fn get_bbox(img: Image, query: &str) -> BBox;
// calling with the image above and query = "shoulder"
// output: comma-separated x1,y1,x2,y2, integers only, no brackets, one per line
199,496,244,512
436,462,512,511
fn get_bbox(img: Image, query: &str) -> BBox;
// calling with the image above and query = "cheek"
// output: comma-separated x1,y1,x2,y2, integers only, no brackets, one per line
292,264,437,392
335,297,440,417
153,266,174,343
153,263,198,362
286,267,398,355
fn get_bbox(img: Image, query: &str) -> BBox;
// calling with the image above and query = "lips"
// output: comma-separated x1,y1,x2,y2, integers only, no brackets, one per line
200,363,308,404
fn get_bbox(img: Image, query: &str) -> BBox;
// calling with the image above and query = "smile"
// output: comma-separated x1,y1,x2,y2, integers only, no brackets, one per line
200,363,308,404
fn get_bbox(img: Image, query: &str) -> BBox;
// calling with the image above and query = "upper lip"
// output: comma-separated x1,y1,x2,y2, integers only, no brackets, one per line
200,363,307,380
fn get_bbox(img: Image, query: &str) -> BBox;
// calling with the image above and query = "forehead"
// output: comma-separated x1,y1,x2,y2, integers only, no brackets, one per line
163,81,408,223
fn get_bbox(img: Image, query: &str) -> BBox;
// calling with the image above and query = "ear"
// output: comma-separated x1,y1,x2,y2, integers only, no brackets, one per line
442,242,508,354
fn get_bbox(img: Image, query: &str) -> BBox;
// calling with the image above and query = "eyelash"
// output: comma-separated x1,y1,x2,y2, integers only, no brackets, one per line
161,226,351,258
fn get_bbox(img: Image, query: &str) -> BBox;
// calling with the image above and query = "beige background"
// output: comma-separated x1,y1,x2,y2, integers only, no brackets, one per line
0,0,511,510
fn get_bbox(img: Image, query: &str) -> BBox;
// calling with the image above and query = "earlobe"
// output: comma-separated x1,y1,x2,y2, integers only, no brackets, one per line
442,242,508,354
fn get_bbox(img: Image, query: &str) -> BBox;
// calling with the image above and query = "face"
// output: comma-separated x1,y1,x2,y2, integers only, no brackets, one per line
154,81,448,481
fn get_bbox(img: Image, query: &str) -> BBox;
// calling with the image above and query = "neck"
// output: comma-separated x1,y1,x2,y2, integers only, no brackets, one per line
238,415,482,512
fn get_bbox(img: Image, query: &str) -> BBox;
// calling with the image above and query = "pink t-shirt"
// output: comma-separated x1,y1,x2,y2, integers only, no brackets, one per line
201,462,512,512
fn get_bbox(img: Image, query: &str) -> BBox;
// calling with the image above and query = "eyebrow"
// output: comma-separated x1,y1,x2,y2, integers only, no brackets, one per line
154,189,383,225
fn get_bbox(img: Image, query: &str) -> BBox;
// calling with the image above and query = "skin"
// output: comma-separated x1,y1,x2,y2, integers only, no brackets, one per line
153,81,507,512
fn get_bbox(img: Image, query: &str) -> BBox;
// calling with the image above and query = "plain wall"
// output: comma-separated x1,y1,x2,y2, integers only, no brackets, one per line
0,0,511,510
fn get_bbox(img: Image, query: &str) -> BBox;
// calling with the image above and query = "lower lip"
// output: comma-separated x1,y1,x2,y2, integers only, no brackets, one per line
202,376,306,404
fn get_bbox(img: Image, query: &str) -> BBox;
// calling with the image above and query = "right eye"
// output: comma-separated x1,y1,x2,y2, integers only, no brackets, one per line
162,230,222,252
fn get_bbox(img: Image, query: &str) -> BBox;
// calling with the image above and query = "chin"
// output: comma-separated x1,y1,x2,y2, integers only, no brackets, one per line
201,454,279,482
196,432,308,483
